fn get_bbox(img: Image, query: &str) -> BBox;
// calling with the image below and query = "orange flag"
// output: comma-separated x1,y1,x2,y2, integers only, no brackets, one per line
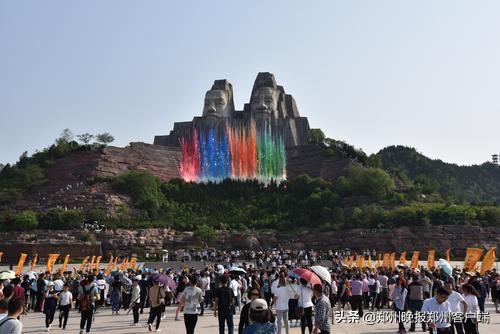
427,250,436,269
112,256,119,270
410,251,420,269
120,258,129,271
95,256,102,271
377,254,382,268
0,252,3,262
368,255,373,269
464,248,484,271
382,253,390,269
445,249,451,263
129,257,137,270
46,254,60,273
79,256,89,272
104,255,114,276
390,252,396,270
399,252,407,266
30,254,38,271
60,255,70,273
89,256,96,271
15,253,28,275
480,247,496,275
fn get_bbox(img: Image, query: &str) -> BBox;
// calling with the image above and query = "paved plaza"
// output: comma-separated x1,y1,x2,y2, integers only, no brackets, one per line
17,302,500,334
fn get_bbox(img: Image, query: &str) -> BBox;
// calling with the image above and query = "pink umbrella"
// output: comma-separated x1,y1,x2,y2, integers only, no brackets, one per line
293,268,321,286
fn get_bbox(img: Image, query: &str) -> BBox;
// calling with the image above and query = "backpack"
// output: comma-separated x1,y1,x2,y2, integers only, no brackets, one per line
80,287,93,312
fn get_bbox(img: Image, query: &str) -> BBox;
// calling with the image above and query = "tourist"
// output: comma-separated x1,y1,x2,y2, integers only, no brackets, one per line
214,275,235,334
78,274,99,334
421,286,452,334
110,275,122,315
461,284,479,334
230,275,242,313
0,299,8,321
239,289,260,334
36,273,47,312
58,284,72,330
493,273,500,313
43,282,58,332
298,278,313,334
350,273,364,316
368,273,380,310
181,274,203,334
391,278,407,334
274,275,291,334
362,274,370,308
147,278,166,332
407,274,426,332
11,279,25,312
0,298,24,333
139,274,149,314
242,298,276,334
130,278,141,326
288,277,300,327
312,284,331,334
377,271,389,309
444,281,466,334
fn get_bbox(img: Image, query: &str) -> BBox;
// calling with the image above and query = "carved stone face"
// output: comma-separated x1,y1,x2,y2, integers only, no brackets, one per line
250,87,279,120
202,90,230,119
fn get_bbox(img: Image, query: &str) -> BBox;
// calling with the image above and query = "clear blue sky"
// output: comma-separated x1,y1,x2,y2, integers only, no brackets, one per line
1,1,499,166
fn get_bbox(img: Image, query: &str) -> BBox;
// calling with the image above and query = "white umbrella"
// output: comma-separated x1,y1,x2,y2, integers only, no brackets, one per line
24,271,38,280
310,266,331,284
0,271,16,280
438,258,452,276
229,266,246,274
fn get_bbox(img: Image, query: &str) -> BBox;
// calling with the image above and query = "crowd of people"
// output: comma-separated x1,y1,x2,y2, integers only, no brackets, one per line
0,254,499,334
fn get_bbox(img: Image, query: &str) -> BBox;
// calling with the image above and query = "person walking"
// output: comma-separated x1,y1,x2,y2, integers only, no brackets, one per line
130,279,141,327
43,282,58,332
407,274,426,332
391,278,408,334
0,298,24,333
147,279,166,332
239,289,260,334
58,284,72,330
274,276,292,334
214,275,235,334
181,274,204,334
421,287,452,334
298,278,313,334
461,284,479,334
312,284,331,334
110,276,122,315
350,274,364,317
78,275,99,334
444,281,466,334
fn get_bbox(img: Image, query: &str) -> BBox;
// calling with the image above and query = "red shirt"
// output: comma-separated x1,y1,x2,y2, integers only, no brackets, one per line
12,285,25,302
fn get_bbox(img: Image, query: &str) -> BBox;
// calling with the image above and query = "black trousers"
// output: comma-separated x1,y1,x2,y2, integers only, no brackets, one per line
301,306,313,334
148,305,162,330
184,313,198,334
59,305,70,329
450,321,464,334
350,295,364,316
464,319,478,334
80,307,94,333
429,328,451,334
45,310,55,328
132,303,140,324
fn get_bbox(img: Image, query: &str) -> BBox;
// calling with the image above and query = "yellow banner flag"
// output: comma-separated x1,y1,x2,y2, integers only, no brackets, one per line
79,256,89,272
445,249,451,263
0,252,3,262
46,254,60,273
464,248,483,271
104,255,114,276
399,252,407,266
120,257,129,271
129,257,137,270
410,251,420,269
15,253,28,276
30,254,38,271
390,252,396,270
480,247,496,275
377,254,382,268
89,256,96,271
368,255,373,269
382,253,390,269
59,255,70,274
427,250,436,269
112,256,119,270
95,256,102,271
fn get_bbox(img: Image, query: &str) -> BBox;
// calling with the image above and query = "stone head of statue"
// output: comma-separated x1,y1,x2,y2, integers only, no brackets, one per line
250,72,280,121
202,80,235,120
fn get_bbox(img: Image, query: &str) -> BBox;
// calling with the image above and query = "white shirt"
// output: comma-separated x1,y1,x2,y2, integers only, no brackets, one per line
275,286,292,311
421,297,451,328
53,279,64,292
229,279,240,297
298,286,314,308
447,291,465,313
463,294,478,317
59,291,72,306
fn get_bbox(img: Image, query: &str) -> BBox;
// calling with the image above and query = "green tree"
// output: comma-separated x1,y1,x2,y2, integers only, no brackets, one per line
95,132,115,146
12,211,38,230
309,129,325,145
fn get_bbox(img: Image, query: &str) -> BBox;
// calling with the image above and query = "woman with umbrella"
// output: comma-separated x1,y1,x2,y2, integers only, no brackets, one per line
298,278,314,334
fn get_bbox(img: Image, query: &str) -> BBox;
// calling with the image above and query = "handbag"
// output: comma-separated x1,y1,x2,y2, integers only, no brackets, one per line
157,286,165,305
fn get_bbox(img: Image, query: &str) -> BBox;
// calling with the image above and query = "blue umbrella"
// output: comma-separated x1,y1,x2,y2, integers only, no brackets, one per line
439,258,452,276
